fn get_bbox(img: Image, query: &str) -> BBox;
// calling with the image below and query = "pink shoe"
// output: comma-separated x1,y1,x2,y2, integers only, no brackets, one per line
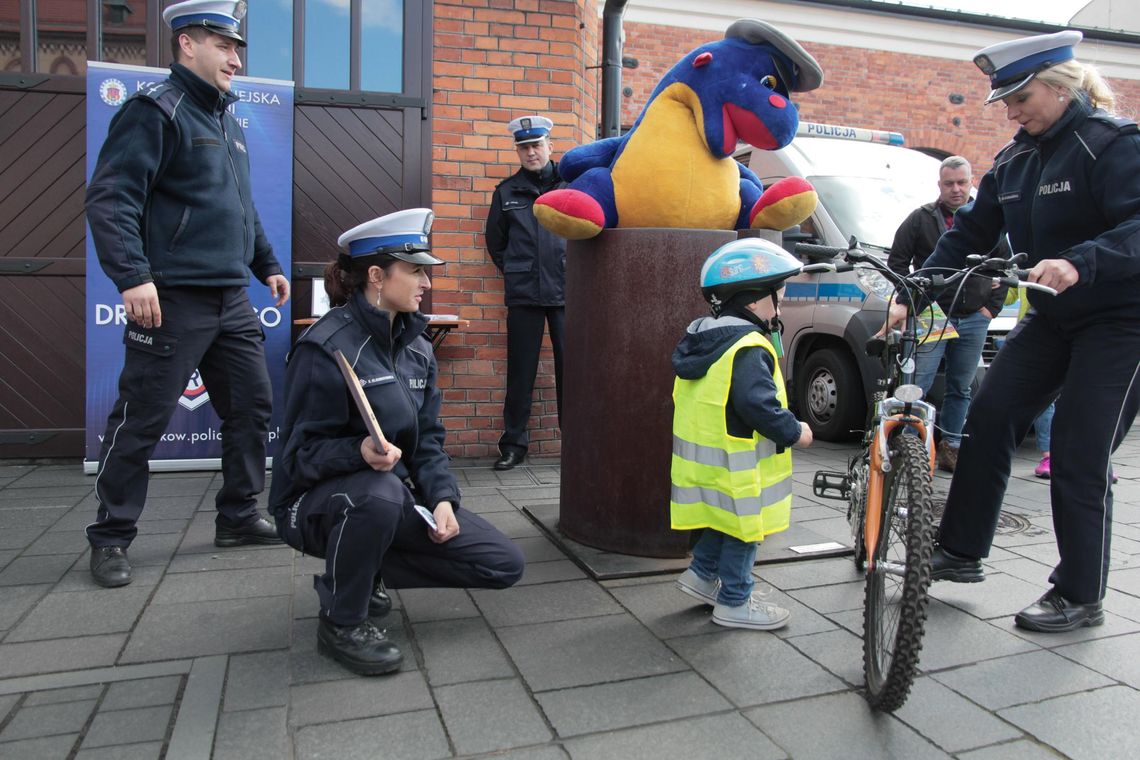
1034,455,1051,479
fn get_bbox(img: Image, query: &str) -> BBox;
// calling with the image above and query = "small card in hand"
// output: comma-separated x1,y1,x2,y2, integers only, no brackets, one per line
333,349,389,455
414,504,438,531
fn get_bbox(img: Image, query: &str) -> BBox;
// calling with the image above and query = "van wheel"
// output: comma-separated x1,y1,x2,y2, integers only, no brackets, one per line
797,348,863,441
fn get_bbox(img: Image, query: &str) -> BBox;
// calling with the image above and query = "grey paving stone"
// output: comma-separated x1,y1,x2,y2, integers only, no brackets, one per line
80,704,173,748
23,684,103,706
0,506,67,528
100,676,182,711
293,709,449,760
497,614,688,692
143,477,212,498
512,535,569,564
213,706,288,760
957,739,1078,760
121,533,183,567
564,712,785,760
414,617,514,686
165,547,294,573
1055,632,1140,688
480,509,544,538
786,579,865,614
0,635,125,679
291,573,321,620
458,492,519,514
7,586,152,642
1109,565,1140,596
0,550,16,570
0,694,18,723
0,553,79,586
6,467,90,488
289,617,417,684
745,690,951,759
607,579,718,640
223,651,290,711
933,649,1114,710
0,528,44,552
0,584,49,631
998,685,1140,759
928,569,1047,620
514,559,588,586
0,699,97,741
74,742,164,760
151,565,292,604
895,599,1038,671
398,587,480,622
781,627,865,687
481,747,569,760
756,557,864,590
0,487,92,507
0,734,78,759
894,676,1023,752
536,671,731,738
435,679,552,754
669,628,846,707
20,530,89,556
470,580,622,627
120,596,289,662
288,672,433,727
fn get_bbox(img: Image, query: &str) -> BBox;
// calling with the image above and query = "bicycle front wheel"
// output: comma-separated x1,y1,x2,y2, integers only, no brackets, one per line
862,431,935,712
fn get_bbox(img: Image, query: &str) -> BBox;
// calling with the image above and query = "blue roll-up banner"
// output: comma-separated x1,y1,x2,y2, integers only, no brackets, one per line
84,62,294,472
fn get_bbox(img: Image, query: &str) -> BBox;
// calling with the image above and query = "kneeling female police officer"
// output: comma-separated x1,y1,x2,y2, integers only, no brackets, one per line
269,209,525,675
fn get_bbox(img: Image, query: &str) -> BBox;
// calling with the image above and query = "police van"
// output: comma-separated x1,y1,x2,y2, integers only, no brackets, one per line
734,123,1017,440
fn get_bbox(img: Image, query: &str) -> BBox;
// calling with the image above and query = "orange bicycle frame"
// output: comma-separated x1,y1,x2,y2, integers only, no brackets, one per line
862,415,935,567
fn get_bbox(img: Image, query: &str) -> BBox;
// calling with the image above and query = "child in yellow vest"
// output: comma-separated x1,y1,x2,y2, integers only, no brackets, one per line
670,239,814,630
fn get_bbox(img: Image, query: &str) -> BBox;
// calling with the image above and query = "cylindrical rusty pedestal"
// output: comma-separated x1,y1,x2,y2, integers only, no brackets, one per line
558,227,738,557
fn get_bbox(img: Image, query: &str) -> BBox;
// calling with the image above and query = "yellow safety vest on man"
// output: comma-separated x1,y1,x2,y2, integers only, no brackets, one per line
670,332,793,543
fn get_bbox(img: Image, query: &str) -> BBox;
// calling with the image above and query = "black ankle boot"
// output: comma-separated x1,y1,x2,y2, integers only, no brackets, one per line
317,616,403,676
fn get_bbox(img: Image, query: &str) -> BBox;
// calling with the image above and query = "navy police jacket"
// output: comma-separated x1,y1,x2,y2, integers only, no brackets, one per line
86,63,282,292
926,101,1140,323
485,162,567,306
269,292,460,517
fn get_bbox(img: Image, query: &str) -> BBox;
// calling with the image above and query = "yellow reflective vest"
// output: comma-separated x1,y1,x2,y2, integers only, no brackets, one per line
670,332,793,542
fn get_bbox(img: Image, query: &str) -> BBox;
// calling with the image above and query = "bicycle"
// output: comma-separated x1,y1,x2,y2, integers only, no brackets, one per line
799,240,1055,712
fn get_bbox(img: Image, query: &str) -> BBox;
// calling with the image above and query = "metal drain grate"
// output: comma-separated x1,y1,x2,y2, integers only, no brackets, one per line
930,502,1037,535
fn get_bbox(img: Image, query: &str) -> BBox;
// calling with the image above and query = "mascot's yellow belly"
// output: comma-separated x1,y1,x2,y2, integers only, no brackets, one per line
611,82,741,230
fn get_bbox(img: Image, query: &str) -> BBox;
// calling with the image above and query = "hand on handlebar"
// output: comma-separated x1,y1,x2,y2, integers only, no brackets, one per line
876,302,909,337
1027,258,1079,294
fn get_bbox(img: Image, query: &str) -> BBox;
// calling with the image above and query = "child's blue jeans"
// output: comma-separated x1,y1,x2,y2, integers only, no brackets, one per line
688,529,758,607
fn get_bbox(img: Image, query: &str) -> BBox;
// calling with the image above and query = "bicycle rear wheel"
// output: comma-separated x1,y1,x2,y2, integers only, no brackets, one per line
862,431,935,712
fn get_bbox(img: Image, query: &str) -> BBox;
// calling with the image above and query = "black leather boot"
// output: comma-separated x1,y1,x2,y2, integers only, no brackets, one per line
930,545,984,583
214,517,284,548
316,616,403,675
369,579,392,618
1014,588,1104,632
90,546,132,588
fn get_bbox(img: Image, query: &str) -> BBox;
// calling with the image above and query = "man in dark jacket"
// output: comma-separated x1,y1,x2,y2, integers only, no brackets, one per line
485,115,567,470
84,0,290,588
888,156,1007,472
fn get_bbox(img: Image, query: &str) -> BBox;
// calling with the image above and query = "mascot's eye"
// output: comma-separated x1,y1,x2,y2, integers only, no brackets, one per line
760,75,778,90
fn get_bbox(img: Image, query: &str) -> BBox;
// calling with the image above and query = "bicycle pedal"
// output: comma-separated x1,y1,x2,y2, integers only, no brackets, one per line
813,471,850,501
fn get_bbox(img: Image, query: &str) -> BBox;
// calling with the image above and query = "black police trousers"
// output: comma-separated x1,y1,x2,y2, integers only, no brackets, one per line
87,286,272,548
938,305,1140,603
277,469,525,625
499,304,564,455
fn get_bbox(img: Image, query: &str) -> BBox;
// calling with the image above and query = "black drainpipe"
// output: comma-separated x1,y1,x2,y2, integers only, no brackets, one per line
601,0,629,138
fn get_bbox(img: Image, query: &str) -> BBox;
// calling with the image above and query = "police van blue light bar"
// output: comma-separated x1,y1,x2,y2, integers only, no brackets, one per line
797,122,905,146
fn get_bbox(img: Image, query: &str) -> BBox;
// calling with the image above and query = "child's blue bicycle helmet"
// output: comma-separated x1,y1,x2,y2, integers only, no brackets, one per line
700,238,803,314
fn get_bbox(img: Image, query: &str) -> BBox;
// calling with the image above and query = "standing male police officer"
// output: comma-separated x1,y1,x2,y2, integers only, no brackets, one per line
485,115,567,470
85,0,290,588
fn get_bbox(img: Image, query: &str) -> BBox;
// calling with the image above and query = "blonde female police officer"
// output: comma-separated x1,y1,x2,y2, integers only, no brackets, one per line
269,209,524,675
888,31,1140,632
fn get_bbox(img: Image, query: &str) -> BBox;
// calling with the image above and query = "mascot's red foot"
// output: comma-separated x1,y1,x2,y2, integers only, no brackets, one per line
534,189,605,240
750,176,818,231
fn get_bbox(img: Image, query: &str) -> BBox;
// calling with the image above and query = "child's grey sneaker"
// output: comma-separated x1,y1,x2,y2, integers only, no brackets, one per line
675,568,720,605
712,594,790,630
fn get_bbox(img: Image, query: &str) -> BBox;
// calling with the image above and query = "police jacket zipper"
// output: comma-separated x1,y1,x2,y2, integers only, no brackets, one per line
219,106,250,254
391,343,421,461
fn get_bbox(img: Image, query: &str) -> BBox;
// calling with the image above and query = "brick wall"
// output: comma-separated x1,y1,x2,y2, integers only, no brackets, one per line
430,0,598,459
620,22,1140,174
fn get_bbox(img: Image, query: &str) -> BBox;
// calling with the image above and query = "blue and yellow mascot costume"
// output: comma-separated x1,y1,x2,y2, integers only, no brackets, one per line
534,19,823,240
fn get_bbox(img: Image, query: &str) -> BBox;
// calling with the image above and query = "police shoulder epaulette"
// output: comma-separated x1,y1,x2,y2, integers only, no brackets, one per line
296,308,354,348
1084,112,1138,135
1076,113,1138,159
132,81,183,120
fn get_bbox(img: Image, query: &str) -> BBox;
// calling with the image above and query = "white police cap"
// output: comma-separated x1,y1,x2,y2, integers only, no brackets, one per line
163,0,247,45
973,30,1082,104
508,115,554,145
337,209,444,265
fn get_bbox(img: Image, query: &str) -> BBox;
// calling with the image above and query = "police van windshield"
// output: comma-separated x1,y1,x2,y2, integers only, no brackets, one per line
808,175,934,250
786,137,943,251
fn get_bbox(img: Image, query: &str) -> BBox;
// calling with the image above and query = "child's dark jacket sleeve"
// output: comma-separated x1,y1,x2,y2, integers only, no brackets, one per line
728,348,802,448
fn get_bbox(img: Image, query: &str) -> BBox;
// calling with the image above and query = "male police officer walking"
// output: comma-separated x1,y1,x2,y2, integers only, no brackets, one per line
485,115,567,470
85,0,290,588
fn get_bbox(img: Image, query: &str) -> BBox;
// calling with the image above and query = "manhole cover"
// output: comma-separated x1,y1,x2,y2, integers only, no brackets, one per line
930,502,1036,535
